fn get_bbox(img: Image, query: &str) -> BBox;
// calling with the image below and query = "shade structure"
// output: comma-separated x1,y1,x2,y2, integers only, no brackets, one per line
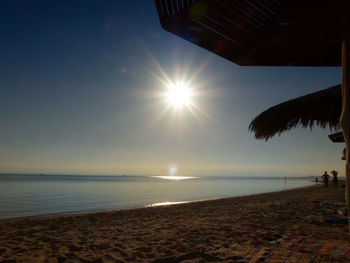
249,85,342,140
329,132,345,143
155,0,349,66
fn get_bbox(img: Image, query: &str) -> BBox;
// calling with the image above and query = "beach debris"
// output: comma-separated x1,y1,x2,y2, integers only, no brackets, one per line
270,234,350,259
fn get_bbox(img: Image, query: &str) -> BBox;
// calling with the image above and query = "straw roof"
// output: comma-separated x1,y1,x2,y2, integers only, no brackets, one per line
155,0,349,66
329,132,344,143
248,85,342,140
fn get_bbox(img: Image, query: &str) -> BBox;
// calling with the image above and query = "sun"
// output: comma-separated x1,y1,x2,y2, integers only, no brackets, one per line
149,60,213,123
166,82,192,109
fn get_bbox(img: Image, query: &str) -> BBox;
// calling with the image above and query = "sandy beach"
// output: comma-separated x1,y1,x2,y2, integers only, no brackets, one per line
0,183,349,263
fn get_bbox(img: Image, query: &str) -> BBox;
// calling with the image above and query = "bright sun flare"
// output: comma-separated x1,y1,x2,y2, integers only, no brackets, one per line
166,83,192,109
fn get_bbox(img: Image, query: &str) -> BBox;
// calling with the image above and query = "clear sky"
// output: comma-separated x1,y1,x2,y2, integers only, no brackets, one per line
0,1,344,177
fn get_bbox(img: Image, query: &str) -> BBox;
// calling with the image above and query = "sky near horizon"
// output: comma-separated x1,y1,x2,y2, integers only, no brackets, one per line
0,1,344,177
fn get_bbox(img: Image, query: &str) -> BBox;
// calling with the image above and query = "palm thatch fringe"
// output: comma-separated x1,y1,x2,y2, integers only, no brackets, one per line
249,85,342,140
329,132,344,143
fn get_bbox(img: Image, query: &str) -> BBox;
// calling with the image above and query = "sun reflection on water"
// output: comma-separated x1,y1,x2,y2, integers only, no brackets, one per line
147,201,189,207
152,175,199,180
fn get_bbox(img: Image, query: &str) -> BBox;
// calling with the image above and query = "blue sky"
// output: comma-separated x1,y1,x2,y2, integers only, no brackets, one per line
0,1,344,177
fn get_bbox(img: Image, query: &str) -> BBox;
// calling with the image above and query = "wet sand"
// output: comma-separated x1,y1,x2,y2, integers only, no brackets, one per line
0,183,349,262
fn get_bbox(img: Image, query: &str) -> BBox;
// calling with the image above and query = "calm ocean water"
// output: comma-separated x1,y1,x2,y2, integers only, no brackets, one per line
0,174,314,220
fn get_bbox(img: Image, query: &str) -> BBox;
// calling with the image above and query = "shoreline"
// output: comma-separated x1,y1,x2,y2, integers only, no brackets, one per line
1,183,348,262
0,184,316,223
0,174,316,223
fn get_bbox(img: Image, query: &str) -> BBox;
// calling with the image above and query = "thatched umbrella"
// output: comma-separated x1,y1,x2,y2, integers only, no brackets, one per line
154,0,350,232
249,85,342,140
329,132,345,143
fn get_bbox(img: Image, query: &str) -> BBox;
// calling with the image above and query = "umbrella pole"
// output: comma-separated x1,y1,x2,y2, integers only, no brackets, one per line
341,34,350,233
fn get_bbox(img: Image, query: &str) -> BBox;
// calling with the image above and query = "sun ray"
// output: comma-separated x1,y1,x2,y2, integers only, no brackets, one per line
184,59,211,88
120,29,225,133
139,44,222,128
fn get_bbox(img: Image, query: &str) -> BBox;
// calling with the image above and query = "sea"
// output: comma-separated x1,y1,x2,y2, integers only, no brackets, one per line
0,174,314,220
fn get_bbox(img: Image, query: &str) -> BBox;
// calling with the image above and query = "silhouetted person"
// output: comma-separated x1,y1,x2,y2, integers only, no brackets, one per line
322,171,330,187
331,170,338,187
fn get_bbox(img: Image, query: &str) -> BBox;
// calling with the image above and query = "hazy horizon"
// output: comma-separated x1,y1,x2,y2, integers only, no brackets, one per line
0,173,331,179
